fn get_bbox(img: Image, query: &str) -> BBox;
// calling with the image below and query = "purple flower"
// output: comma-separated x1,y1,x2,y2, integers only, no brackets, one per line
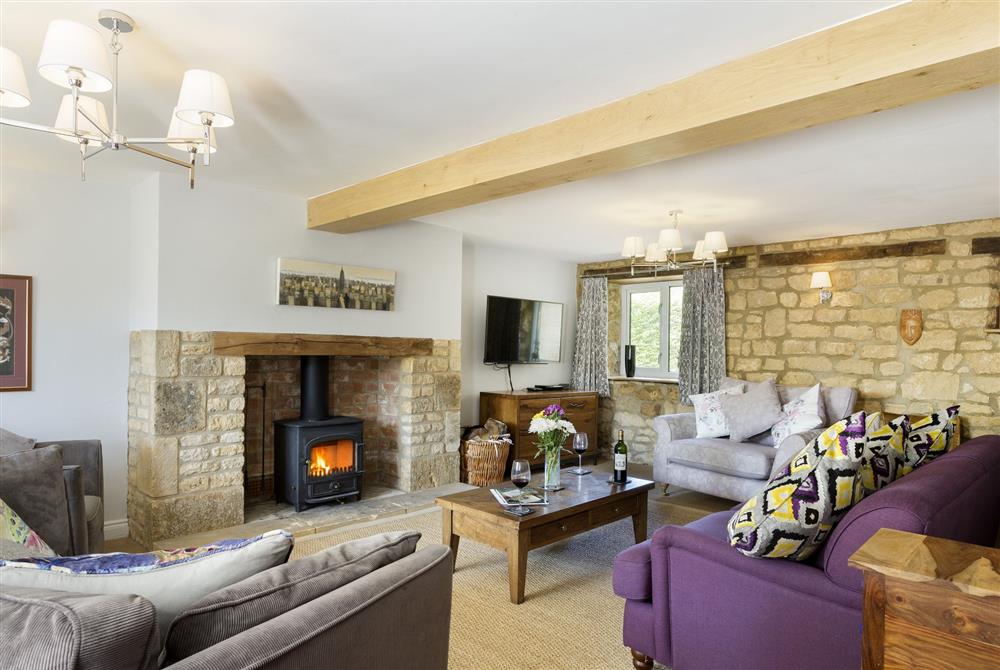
543,404,564,418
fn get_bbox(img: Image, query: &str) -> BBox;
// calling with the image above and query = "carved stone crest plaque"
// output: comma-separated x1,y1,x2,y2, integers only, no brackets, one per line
900,309,923,346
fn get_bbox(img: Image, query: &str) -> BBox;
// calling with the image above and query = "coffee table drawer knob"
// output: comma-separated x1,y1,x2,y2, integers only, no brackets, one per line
559,524,568,532
614,506,621,513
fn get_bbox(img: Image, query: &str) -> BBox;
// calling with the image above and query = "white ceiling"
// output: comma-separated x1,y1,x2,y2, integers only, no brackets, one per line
3,1,997,261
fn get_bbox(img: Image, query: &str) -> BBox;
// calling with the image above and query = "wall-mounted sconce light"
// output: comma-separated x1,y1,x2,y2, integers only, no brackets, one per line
811,271,833,304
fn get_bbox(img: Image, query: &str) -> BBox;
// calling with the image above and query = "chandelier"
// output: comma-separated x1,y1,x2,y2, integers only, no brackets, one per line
620,210,729,275
0,10,233,188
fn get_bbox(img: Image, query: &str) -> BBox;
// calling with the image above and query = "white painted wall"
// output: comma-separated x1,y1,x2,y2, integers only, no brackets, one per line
0,166,132,526
460,239,578,425
128,174,159,330
1,166,576,533
155,173,463,339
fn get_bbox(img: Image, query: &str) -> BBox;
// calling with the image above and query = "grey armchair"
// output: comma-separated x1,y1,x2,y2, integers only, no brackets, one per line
0,437,105,555
37,440,105,554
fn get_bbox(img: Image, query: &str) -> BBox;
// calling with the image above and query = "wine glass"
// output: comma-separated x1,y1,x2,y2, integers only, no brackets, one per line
510,459,532,514
571,433,592,475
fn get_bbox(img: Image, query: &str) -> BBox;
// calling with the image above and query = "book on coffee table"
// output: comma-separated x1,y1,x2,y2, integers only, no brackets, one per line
490,487,548,507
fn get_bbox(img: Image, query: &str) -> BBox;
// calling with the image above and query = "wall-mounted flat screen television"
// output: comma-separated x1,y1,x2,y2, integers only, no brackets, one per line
484,295,564,364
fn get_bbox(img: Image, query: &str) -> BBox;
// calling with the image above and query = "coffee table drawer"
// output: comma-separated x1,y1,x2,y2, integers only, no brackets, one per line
589,496,639,525
530,511,590,546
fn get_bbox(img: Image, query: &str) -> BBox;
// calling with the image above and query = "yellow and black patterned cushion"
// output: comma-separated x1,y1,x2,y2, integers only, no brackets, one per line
727,411,868,561
858,413,907,495
903,406,960,474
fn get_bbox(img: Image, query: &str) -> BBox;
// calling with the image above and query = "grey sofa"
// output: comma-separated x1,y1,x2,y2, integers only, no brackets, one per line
0,543,454,669
0,437,105,555
653,382,857,501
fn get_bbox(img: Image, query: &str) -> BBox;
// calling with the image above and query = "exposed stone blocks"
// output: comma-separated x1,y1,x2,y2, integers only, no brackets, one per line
128,331,245,547
580,217,1000,464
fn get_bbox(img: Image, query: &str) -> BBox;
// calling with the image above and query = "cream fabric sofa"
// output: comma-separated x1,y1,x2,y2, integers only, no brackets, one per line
653,382,858,501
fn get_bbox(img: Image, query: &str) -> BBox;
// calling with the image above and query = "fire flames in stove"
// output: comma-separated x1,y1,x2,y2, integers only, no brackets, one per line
308,440,355,479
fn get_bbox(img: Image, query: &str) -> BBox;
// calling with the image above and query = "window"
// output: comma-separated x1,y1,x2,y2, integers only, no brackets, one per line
621,280,683,378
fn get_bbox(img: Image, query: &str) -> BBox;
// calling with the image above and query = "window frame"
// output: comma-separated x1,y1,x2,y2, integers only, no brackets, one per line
620,279,683,379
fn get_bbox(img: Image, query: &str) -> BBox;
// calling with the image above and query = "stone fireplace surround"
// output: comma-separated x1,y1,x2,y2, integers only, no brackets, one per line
128,331,461,547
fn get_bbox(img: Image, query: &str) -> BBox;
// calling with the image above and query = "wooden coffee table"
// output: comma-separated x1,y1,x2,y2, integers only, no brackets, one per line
436,472,654,604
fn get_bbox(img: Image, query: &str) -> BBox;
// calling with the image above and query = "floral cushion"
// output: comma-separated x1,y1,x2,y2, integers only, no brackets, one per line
727,411,868,561
858,413,908,495
690,384,745,438
770,383,825,447
0,529,293,640
0,498,55,560
903,406,960,474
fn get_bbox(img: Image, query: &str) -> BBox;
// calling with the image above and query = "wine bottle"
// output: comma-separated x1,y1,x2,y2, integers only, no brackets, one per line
613,430,628,484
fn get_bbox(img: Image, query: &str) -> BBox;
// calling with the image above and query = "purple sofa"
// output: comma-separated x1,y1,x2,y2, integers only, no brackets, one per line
613,434,1000,670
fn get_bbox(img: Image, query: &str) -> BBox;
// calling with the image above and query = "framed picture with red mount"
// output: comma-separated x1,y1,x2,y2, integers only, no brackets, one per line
0,275,32,392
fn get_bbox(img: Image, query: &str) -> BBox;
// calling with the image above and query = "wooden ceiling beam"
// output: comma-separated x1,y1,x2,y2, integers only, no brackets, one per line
308,1,1000,234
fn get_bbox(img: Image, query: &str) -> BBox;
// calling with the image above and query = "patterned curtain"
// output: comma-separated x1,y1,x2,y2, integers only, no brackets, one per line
679,266,726,404
572,277,611,397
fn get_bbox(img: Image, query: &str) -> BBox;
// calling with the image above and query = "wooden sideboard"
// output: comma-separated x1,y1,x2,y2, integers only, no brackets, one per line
479,390,599,469
849,528,1000,670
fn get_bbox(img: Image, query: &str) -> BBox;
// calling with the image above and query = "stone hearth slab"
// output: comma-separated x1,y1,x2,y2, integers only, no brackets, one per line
153,482,474,550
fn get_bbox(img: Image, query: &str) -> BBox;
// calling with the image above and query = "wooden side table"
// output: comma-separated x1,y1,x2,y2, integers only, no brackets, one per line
849,528,1000,670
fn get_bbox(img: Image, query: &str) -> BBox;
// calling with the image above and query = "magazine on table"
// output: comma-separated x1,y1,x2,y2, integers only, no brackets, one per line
490,487,548,507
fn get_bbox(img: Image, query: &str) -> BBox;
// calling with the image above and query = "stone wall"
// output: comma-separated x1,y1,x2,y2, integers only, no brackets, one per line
329,344,463,491
128,331,462,547
128,331,246,547
581,217,1000,465
598,381,683,465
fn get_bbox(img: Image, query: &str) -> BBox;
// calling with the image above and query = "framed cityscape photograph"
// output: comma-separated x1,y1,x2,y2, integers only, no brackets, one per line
276,258,395,311
0,274,32,392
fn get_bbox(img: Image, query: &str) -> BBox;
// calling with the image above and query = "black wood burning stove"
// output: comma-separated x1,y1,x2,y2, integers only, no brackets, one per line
275,356,364,512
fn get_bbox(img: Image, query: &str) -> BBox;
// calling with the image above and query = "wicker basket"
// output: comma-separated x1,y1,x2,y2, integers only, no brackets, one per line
463,438,510,487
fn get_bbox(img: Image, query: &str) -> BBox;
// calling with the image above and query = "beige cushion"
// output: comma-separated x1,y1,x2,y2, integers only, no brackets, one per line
0,530,293,639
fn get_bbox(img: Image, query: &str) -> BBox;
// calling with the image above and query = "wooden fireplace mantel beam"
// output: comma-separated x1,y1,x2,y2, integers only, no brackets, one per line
211,332,434,357
307,0,999,234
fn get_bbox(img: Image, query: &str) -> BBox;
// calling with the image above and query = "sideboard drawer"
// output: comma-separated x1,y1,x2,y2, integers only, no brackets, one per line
561,396,597,414
530,510,590,546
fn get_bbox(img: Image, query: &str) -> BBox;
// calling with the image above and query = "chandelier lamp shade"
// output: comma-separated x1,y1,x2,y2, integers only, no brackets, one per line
0,9,234,188
621,236,646,259
175,69,235,128
168,107,217,154
37,20,112,92
54,94,109,142
0,47,32,108
619,210,729,275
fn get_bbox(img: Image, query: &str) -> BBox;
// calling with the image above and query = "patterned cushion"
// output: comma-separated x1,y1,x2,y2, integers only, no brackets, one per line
771,383,825,447
720,378,783,443
903,406,960,474
857,413,907,494
727,411,868,561
690,384,745,438
0,498,55,560
0,530,293,639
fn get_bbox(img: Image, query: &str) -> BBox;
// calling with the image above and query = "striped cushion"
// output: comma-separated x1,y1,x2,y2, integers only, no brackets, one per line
0,586,159,670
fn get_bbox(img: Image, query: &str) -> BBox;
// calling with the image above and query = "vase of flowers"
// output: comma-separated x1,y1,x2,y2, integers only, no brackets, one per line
528,404,576,490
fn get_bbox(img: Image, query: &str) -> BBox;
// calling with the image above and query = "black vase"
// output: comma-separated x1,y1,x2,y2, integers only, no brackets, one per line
624,345,637,378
